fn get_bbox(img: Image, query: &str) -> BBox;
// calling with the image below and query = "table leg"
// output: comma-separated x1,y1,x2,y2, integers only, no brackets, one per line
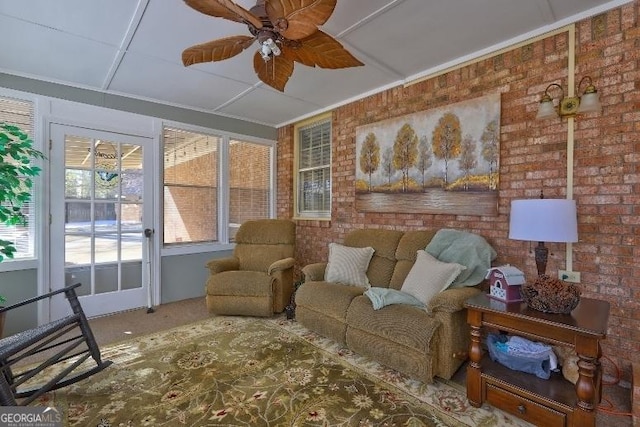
574,353,597,427
467,321,483,407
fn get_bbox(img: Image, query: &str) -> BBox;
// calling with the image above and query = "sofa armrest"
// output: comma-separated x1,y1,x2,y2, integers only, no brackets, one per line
268,257,295,275
301,262,327,282
427,287,482,314
206,257,239,275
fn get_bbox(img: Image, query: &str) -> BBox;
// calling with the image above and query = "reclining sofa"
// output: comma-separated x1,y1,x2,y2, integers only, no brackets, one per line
295,228,486,383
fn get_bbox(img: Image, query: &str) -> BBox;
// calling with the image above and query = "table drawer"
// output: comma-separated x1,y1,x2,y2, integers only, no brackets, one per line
486,383,566,427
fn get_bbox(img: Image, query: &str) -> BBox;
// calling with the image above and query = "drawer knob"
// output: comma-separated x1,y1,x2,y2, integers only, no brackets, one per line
518,404,526,414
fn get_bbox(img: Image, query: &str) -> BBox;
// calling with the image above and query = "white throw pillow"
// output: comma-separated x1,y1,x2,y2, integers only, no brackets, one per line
325,243,375,287
401,250,466,305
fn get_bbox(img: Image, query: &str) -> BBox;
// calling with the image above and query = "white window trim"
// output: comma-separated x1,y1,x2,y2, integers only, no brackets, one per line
293,113,332,221
160,121,277,256
0,89,43,272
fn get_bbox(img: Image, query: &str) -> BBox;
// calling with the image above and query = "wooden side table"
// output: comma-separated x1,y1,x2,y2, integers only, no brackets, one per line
464,293,609,427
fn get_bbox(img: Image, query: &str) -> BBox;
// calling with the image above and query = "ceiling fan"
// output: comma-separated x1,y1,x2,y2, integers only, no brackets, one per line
181,0,364,92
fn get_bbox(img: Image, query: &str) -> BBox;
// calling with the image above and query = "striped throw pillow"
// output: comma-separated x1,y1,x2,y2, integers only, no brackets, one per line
325,243,375,287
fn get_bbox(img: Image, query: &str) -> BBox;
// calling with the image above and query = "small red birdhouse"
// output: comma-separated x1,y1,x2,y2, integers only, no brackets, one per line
485,265,525,303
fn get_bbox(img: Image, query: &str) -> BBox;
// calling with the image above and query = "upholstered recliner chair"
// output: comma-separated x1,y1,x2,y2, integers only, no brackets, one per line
205,219,296,317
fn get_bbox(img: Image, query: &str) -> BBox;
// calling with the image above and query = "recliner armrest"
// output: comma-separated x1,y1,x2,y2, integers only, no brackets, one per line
301,262,327,282
206,257,240,274
268,257,295,275
426,287,482,314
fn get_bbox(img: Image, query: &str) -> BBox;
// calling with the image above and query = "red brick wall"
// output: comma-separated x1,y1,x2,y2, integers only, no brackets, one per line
277,2,640,384
229,141,271,224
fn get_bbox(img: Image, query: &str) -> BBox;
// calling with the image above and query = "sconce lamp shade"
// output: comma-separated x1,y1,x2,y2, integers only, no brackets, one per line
509,199,578,243
536,76,601,119
536,98,559,119
576,90,601,113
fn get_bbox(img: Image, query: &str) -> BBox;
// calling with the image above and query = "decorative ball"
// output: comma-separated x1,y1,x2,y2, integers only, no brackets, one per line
520,275,581,314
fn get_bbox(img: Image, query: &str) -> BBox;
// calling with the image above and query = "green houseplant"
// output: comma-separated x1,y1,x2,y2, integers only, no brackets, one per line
0,122,45,305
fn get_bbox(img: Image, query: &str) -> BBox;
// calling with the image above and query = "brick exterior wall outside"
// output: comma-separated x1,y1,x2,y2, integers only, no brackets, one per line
277,2,640,386
164,141,272,243
229,141,271,225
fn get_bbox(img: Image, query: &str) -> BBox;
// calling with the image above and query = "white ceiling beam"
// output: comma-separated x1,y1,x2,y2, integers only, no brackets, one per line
101,0,150,91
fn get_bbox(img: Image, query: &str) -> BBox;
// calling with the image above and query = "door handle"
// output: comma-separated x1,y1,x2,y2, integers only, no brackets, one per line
144,228,154,238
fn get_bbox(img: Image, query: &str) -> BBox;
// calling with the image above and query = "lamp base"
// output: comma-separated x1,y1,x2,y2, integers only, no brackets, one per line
534,242,548,276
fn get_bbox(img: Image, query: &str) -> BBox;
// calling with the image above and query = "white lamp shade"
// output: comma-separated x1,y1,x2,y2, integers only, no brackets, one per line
536,100,558,119
509,199,578,243
577,91,602,113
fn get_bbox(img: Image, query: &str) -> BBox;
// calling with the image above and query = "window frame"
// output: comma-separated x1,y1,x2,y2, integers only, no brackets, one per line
0,90,42,272
160,122,277,256
293,113,332,220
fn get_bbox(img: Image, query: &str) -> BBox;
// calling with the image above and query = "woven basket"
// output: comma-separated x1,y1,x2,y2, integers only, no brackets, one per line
521,275,581,314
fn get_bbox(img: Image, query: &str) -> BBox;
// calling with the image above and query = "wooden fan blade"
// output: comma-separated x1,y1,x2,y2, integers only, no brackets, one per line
217,0,264,29
253,52,294,92
283,30,363,69
184,0,243,23
183,36,255,66
266,0,336,40
184,0,264,29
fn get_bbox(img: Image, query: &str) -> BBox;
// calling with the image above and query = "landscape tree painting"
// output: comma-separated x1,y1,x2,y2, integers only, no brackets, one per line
355,93,500,216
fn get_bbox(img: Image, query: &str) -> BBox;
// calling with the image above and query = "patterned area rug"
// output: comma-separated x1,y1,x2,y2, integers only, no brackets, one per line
35,316,530,426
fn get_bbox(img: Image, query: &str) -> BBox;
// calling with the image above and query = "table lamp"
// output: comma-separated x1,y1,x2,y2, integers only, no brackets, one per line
508,198,578,276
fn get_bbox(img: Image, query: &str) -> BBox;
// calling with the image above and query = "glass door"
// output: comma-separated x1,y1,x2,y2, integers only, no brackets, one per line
49,123,153,319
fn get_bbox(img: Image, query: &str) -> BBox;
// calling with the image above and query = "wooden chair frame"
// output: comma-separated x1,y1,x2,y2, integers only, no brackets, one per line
0,283,112,405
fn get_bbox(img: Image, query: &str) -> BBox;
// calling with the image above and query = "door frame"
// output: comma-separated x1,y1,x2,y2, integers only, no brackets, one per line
39,116,161,323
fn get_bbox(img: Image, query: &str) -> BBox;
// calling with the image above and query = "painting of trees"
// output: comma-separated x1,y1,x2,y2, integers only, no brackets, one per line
458,134,477,190
481,119,499,190
354,93,500,216
381,147,394,186
392,123,418,192
432,112,462,185
417,136,432,189
359,132,380,191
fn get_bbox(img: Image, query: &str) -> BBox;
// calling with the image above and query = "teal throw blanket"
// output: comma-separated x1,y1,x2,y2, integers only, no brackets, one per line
426,229,497,288
364,287,425,310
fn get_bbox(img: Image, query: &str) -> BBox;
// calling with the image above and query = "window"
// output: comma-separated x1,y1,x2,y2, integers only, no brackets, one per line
228,140,272,241
162,126,274,247
0,96,37,262
294,115,331,219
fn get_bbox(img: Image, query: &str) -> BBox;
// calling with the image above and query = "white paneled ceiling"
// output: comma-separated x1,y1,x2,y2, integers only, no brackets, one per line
0,0,630,128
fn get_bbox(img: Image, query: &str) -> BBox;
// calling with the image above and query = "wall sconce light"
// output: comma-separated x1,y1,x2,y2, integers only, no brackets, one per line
536,76,602,119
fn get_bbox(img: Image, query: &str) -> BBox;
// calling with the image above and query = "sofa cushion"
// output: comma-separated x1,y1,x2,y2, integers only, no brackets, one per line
325,243,375,287
296,281,365,322
344,229,403,287
346,295,441,354
400,250,466,305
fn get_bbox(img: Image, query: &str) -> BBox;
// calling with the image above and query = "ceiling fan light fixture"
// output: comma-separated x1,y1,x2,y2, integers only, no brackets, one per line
182,0,363,91
259,38,280,61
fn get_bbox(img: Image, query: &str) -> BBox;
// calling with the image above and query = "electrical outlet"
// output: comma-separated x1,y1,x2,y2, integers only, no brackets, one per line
558,270,581,283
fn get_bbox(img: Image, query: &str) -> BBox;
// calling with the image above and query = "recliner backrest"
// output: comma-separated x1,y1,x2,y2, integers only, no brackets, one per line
234,219,296,272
